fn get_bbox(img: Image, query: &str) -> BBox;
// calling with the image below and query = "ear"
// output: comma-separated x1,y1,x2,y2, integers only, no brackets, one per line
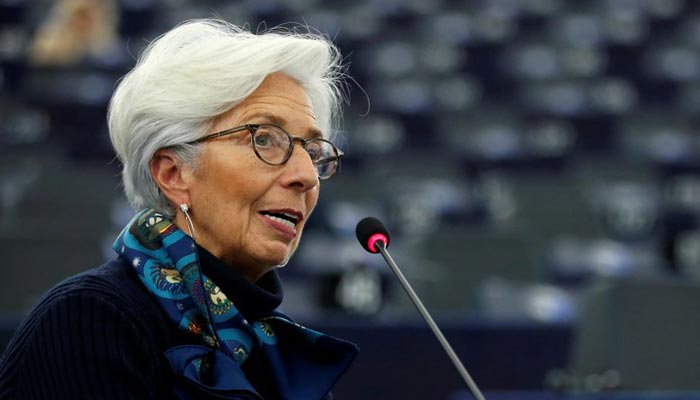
150,148,193,209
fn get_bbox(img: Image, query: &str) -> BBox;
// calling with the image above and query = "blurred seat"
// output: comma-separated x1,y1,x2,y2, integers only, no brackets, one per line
677,13,700,48
673,229,700,279
503,167,603,255
437,107,524,165
0,0,27,25
616,110,697,169
476,277,577,323
642,43,700,82
0,97,50,147
677,80,700,115
361,0,439,19
588,77,638,114
515,75,636,119
296,8,342,39
430,73,482,112
591,181,659,241
337,4,381,43
359,40,420,80
547,9,613,47
473,171,518,223
384,175,486,235
519,79,590,116
661,173,700,232
118,0,158,37
0,25,30,93
19,66,118,159
343,113,407,163
0,151,41,231
546,236,665,286
521,118,577,167
468,2,518,43
417,11,473,46
0,235,107,313
569,278,700,391
22,66,117,107
501,39,609,81
519,0,563,17
641,0,684,18
367,77,433,116
352,149,477,235
415,225,538,312
0,153,121,314
437,110,576,171
599,0,649,46
305,171,387,235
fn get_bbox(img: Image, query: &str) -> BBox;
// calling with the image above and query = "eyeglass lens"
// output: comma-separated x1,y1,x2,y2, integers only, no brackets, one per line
252,125,339,178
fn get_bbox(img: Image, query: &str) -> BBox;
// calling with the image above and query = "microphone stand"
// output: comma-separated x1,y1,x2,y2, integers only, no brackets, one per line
375,241,487,400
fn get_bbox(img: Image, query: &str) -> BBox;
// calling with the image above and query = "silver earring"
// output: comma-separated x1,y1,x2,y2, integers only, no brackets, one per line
179,203,197,240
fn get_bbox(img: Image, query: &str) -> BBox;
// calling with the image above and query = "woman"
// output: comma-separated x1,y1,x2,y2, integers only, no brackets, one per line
0,19,358,399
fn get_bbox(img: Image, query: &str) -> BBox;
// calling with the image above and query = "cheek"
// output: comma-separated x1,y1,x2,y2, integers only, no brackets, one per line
214,175,266,215
306,187,320,215
196,150,262,204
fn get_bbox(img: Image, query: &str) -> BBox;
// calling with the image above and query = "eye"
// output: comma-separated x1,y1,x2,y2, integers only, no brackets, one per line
254,133,272,147
306,140,334,163
306,144,322,161
253,126,289,149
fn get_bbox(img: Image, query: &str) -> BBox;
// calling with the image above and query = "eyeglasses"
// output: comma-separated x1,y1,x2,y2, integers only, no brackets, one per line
186,124,344,180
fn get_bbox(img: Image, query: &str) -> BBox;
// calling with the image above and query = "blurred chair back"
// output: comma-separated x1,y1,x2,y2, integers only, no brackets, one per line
570,278,700,391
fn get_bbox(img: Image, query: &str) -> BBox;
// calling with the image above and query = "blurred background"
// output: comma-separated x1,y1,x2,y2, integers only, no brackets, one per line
2,0,700,398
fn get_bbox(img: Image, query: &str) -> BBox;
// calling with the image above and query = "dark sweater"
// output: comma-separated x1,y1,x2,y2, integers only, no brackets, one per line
0,247,348,399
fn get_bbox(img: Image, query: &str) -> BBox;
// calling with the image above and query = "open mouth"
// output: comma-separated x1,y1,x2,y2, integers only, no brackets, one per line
259,210,302,230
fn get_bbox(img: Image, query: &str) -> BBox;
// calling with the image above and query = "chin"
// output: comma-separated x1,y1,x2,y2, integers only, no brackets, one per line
275,258,290,269
268,241,298,261
254,250,290,272
267,252,291,269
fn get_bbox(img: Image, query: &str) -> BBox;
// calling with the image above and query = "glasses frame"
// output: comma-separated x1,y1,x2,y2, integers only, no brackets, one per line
186,124,344,179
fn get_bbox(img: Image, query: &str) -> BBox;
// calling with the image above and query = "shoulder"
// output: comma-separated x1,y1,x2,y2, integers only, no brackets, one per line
0,259,177,399
29,259,160,328
20,258,176,344
3,258,168,353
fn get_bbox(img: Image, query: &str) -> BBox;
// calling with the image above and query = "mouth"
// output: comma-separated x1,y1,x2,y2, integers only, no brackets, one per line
259,209,304,231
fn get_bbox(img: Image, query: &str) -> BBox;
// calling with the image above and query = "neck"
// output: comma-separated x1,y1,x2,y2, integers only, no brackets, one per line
172,210,269,282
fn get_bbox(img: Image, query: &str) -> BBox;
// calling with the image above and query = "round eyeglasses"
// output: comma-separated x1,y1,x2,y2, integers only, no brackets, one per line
186,124,344,180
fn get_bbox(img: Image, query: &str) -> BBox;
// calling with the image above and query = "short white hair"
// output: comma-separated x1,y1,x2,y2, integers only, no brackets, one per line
108,19,346,215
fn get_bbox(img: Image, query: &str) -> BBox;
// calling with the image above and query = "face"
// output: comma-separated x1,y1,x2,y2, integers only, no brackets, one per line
184,73,321,281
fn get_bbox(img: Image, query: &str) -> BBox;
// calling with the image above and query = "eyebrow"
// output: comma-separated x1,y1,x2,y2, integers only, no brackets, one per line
247,112,324,140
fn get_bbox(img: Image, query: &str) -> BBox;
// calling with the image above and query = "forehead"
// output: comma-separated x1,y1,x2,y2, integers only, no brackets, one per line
245,113,323,140
212,73,322,138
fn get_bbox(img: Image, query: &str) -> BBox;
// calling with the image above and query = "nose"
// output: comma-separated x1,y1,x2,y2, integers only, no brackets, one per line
280,143,319,192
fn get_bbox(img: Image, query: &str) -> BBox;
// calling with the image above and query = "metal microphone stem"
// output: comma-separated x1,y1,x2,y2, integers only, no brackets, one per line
375,241,487,400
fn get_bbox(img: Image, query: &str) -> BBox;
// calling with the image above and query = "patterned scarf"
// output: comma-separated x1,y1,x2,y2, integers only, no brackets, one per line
113,209,357,399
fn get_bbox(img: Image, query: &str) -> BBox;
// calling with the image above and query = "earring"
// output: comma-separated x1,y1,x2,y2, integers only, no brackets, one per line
179,203,197,240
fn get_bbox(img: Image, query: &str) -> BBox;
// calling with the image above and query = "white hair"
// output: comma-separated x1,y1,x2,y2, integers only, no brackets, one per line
108,19,347,216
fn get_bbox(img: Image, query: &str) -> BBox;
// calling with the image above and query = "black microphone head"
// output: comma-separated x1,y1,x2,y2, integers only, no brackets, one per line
356,217,391,254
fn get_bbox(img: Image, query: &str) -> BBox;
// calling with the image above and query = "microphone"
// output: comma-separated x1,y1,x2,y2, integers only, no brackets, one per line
355,216,390,253
355,217,487,400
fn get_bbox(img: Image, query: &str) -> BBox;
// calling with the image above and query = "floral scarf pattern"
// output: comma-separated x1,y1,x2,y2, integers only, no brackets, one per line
113,209,357,399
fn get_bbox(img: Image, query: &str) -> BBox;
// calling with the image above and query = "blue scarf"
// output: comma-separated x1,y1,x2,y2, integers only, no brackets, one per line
113,209,357,399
